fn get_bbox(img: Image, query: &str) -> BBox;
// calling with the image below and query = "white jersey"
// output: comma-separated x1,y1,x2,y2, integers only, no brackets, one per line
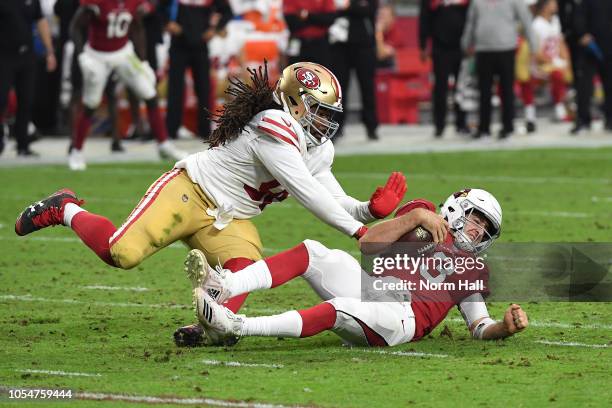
175,109,374,236
531,15,567,76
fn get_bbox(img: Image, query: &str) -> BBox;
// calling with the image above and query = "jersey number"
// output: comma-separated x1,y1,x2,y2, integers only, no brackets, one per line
419,251,455,284
244,180,288,210
107,12,132,39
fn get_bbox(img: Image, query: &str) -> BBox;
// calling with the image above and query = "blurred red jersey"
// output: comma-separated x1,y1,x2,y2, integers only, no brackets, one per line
82,0,145,52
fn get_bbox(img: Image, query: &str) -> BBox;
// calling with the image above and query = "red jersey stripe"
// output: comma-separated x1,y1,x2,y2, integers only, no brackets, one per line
261,116,299,143
258,125,300,151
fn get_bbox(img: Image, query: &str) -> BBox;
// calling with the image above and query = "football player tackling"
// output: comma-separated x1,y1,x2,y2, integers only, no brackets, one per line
187,188,529,347
15,62,406,326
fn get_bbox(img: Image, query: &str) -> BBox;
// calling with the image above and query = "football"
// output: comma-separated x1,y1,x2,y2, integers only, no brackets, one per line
397,226,433,243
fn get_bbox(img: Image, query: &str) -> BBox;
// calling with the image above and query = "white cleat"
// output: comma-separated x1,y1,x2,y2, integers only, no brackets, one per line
184,249,233,304
158,140,188,161
68,148,87,171
193,289,242,346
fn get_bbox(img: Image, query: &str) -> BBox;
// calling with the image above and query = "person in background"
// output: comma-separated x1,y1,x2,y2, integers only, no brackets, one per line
419,0,471,138
462,0,536,139
525,0,571,128
571,0,612,134
164,0,233,141
283,0,337,67
0,0,56,157
375,3,407,69
331,0,379,141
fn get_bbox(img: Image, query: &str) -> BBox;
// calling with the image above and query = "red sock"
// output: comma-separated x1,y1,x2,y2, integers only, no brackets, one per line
73,108,92,150
266,242,310,287
146,104,168,143
71,212,117,266
298,302,337,337
520,81,534,105
550,70,566,104
222,257,255,312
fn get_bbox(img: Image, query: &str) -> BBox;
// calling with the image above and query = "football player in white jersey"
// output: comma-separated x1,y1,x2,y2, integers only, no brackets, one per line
186,188,529,347
15,62,407,341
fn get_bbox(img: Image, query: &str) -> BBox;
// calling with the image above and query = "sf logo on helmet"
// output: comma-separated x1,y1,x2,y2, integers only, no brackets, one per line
295,68,321,90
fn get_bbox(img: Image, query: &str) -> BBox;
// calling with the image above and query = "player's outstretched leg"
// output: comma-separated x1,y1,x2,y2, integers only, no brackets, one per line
185,243,310,303
193,287,337,346
15,190,118,266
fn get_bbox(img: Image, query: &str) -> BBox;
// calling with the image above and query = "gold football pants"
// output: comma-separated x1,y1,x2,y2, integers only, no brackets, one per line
109,169,263,269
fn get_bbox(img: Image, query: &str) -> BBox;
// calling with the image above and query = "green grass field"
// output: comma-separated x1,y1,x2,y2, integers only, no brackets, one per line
1,147,611,407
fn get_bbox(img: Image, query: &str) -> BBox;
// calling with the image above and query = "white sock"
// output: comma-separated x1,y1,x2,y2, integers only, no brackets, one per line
228,260,272,297
555,103,567,120
63,203,86,227
525,105,536,122
241,311,302,337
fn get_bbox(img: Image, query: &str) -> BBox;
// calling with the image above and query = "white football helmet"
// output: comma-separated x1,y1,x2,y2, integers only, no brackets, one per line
440,188,502,254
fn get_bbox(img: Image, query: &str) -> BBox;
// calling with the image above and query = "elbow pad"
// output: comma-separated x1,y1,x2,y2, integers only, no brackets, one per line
472,318,496,339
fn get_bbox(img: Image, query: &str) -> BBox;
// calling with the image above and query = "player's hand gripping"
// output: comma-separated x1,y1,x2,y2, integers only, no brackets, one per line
503,304,529,335
413,208,449,244
368,172,407,219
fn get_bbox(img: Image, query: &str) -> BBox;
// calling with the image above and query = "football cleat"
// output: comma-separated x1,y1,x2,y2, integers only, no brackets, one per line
173,323,206,347
158,140,188,161
193,288,242,346
184,249,233,304
15,189,84,236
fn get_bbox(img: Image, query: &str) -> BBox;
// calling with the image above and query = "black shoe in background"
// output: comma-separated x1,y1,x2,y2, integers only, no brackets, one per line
434,127,444,138
526,121,536,133
111,139,125,152
570,122,590,135
456,126,471,137
498,130,512,139
472,131,491,139
17,148,40,157
367,129,379,141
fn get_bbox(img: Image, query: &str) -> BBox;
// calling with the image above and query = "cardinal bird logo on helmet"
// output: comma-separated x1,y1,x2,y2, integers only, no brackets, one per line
295,68,321,90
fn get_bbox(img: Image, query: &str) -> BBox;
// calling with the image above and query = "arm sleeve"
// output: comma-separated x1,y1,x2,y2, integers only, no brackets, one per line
458,293,491,328
418,0,431,51
461,1,476,52
254,138,364,237
315,170,376,224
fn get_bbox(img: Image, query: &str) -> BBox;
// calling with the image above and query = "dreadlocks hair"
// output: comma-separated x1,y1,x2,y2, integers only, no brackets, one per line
207,61,280,147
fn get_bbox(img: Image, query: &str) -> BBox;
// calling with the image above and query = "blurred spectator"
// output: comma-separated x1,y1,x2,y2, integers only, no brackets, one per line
331,0,379,141
462,0,536,139
375,3,407,69
520,0,571,130
283,0,336,67
0,0,56,157
571,0,612,134
164,0,233,140
419,0,470,138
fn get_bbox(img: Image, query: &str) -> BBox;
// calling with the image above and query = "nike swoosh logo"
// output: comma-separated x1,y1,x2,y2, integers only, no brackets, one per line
281,117,292,128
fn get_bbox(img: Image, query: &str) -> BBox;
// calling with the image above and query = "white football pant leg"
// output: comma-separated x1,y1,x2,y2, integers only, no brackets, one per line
78,48,112,109
327,297,415,347
115,43,156,101
301,239,362,300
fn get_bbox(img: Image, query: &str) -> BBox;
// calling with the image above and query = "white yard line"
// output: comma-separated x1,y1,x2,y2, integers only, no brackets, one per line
535,340,610,349
2,294,611,331
355,349,449,358
16,369,102,377
0,294,187,310
591,196,612,203
447,317,612,330
81,285,149,292
202,360,283,369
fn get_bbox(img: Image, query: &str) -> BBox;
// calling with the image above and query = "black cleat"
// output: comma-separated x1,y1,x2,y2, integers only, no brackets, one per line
174,323,206,347
15,189,83,236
